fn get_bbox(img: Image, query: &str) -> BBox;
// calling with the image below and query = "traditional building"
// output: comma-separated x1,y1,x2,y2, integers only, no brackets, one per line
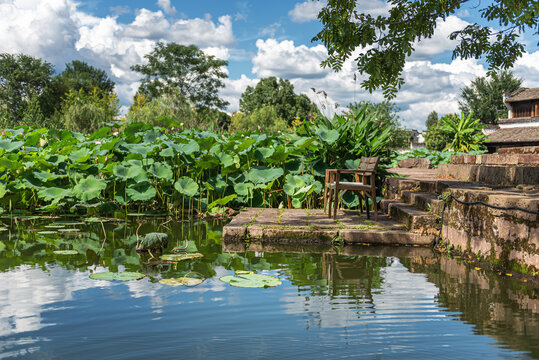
486,87,539,152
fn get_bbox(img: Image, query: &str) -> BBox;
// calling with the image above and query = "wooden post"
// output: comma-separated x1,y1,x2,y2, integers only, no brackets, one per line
535,102,538,117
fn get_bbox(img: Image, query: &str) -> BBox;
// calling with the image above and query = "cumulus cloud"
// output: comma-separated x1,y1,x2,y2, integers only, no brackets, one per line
157,0,176,16
289,1,325,23
410,16,469,60
252,39,328,79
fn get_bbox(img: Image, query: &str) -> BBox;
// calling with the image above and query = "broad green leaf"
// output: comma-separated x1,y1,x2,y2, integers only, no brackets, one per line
208,194,237,209
143,129,161,143
0,183,6,199
254,147,274,160
126,181,156,201
316,126,339,144
219,274,281,288
234,182,254,197
148,163,173,180
53,250,79,255
73,176,106,202
69,148,91,163
247,166,283,184
0,140,23,153
89,272,144,281
177,140,199,155
37,187,72,202
174,177,198,197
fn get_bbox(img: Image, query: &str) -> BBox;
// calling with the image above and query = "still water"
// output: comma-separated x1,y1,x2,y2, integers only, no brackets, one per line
0,216,537,359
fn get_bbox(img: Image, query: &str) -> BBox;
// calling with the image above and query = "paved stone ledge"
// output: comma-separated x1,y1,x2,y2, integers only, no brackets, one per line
223,208,434,246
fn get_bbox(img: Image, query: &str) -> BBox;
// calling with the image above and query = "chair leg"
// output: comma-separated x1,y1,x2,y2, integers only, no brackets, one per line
364,191,370,219
333,189,339,219
327,188,333,218
372,188,378,221
323,185,327,213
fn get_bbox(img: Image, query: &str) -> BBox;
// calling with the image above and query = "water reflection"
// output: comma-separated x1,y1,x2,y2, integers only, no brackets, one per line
0,217,537,359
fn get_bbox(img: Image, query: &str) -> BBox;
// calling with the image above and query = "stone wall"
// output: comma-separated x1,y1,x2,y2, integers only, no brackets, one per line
441,187,539,271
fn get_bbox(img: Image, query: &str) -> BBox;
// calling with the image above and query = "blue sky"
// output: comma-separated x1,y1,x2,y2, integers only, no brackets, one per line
1,0,538,129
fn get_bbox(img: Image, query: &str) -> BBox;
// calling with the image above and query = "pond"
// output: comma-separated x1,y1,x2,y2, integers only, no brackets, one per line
0,216,538,359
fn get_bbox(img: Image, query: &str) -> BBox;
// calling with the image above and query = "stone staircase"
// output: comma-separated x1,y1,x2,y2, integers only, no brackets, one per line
381,178,450,237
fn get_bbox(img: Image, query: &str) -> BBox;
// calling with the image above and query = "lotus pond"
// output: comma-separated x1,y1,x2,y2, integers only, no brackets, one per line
0,216,538,359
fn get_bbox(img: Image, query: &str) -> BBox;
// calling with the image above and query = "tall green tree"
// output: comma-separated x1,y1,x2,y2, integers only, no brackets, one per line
239,77,316,125
425,111,438,130
0,53,54,127
59,60,115,95
313,0,538,98
131,42,228,110
459,71,522,124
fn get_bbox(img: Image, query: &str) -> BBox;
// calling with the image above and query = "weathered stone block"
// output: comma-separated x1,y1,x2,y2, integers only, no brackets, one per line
398,158,433,169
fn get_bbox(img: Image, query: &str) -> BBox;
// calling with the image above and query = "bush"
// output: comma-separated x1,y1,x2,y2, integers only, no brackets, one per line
230,105,288,135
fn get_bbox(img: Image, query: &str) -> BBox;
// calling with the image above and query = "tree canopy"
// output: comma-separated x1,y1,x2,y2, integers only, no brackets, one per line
239,77,316,124
459,70,522,124
313,0,539,98
0,53,54,127
131,42,229,110
59,60,115,95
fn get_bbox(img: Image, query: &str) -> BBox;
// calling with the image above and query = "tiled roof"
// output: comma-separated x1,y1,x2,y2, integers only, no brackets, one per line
505,87,539,102
499,116,539,125
487,126,539,143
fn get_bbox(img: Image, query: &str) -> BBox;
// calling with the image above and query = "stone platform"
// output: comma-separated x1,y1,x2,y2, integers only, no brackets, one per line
222,208,434,246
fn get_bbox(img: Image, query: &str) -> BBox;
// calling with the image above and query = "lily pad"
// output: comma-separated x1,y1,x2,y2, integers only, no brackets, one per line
0,227,7,232
53,221,84,225
89,272,145,281
58,228,79,232
44,224,66,229
160,253,204,261
53,250,79,255
37,230,57,235
220,274,282,288
159,277,203,286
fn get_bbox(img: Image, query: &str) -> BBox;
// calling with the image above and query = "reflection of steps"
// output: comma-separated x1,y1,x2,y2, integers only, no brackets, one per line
438,148,539,186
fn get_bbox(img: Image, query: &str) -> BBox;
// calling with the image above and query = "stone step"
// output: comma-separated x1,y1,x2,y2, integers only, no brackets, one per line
381,200,440,235
340,229,434,245
384,177,458,199
400,191,444,215
450,153,539,166
438,163,539,186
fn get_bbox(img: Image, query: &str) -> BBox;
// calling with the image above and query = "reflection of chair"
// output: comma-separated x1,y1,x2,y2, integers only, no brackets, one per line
324,156,380,220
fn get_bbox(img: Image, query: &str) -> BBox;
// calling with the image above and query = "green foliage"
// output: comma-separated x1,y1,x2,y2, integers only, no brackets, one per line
230,105,289,135
313,0,538,98
425,126,451,152
459,71,522,124
0,53,54,127
348,101,411,149
126,92,195,127
390,147,487,168
59,60,115,95
426,111,438,130
239,77,316,125
60,88,120,133
440,112,488,152
131,42,228,110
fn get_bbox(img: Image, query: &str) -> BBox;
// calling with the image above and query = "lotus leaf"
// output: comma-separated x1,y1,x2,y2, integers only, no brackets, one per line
316,126,339,144
37,187,72,202
0,140,24,153
89,271,145,281
53,250,79,255
160,253,204,261
218,153,235,168
89,126,111,140
247,166,283,184
234,182,254,197
207,194,237,210
0,183,6,199
143,129,161,143
58,228,79,232
53,221,84,225
159,147,175,157
148,163,173,180
177,140,199,155
73,176,106,202
126,181,156,201
174,177,198,197
159,277,203,286
219,274,281,288
37,231,57,235
45,224,65,229
254,147,274,161
69,148,91,163
33,171,66,182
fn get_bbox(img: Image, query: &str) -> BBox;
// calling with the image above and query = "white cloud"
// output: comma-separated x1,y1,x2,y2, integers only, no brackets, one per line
410,16,469,60
252,39,328,79
221,75,259,112
514,51,539,86
157,0,176,16
260,23,282,38
289,1,325,23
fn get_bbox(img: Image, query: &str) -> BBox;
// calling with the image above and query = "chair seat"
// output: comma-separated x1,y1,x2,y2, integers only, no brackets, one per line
328,181,368,189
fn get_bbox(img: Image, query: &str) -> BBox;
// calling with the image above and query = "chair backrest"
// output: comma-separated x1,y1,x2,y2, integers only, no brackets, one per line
356,156,380,184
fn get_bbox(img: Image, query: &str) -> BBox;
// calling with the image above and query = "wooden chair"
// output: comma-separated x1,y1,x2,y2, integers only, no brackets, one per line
324,156,380,220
